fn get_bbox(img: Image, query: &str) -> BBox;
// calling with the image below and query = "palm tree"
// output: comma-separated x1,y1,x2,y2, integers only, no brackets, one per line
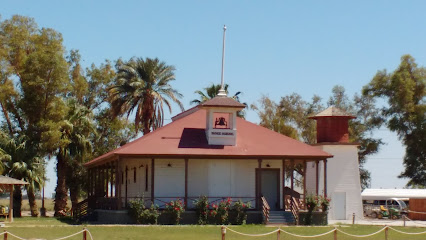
190,84,247,118
0,130,43,217
54,99,95,216
109,57,184,134
190,84,230,105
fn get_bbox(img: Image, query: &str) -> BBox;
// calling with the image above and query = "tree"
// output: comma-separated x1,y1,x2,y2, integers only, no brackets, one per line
253,86,383,189
250,95,298,138
363,55,426,187
0,15,69,216
0,131,44,217
54,99,95,216
191,83,247,118
109,57,184,134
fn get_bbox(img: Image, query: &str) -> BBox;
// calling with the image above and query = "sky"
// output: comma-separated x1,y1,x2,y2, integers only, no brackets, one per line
2,0,425,197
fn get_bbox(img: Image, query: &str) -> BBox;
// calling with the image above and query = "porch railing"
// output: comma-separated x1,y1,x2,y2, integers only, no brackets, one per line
260,196,270,224
289,197,300,225
73,198,89,221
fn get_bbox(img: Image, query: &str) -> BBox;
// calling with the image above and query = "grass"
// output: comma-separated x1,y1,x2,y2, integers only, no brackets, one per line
0,218,426,240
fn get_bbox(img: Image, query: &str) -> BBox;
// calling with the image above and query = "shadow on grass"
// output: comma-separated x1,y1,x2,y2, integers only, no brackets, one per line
56,216,81,225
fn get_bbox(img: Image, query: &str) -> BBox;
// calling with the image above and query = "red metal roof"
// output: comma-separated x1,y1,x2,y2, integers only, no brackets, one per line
85,109,332,167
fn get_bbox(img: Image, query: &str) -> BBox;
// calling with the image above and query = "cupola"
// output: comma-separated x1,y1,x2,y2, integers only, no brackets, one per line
309,106,356,143
199,96,245,145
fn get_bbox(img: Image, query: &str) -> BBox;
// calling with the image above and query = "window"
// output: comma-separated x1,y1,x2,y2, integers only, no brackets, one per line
134,167,136,183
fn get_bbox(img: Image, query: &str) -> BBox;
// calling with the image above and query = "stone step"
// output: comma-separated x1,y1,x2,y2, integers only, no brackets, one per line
265,211,295,224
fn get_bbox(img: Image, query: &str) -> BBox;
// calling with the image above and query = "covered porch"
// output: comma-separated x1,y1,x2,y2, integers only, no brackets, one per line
83,156,329,219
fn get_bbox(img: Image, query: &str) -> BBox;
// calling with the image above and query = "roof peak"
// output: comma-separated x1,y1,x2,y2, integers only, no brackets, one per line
199,96,246,109
309,106,356,119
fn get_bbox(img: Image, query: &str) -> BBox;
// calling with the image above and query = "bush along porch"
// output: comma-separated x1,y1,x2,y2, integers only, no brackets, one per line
126,196,252,225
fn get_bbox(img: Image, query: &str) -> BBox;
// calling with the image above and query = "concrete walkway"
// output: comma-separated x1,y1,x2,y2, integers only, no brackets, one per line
329,218,426,228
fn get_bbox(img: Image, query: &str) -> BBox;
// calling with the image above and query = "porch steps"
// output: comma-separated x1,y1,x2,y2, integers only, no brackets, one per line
267,211,295,225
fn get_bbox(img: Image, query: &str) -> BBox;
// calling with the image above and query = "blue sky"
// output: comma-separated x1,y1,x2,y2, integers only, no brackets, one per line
3,0,425,197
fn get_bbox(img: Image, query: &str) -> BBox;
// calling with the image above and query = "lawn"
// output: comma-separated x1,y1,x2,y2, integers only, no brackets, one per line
1,217,426,240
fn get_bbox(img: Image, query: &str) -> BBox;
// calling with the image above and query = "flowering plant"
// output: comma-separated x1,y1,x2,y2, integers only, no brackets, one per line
319,196,331,212
194,195,209,225
210,197,232,224
165,199,185,224
232,200,250,225
305,194,320,212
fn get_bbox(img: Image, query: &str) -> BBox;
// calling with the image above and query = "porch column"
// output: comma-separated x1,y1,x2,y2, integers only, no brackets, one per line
110,164,114,198
87,169,90,197
290,159,294,193
151,158,155,203
315,160,319,195
116,157,121,210
90,168,94,197
96,167,100,197
100,166,104,197
257,159,262,209
303,161,307,200
323,159,327,198
9,185,13,222
282,159,286,210
125,166,128,207
105,164,109,197
184,159,188,209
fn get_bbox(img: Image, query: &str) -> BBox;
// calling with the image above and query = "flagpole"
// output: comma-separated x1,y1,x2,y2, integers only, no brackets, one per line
218,25,227,97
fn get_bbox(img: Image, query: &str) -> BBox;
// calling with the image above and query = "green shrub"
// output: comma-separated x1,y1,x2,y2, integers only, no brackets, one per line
232,200,250,225
194,196,209,225
128,200,160,224
305,194,320,225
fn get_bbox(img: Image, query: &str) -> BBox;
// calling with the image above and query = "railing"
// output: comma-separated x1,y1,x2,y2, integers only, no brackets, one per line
126,196,256,209
73,198,89,221
289,197,300,225
261,196,270,224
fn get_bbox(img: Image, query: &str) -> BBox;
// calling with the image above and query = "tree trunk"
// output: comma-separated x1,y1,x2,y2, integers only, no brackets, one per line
13,186,22,218
54,153,68,217
26,186,39,217
142,96,154,135
69,185,79,213
0,101,13,135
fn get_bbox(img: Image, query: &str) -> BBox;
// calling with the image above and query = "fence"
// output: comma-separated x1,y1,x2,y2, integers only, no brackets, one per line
221,225,426,240
0,228,93,240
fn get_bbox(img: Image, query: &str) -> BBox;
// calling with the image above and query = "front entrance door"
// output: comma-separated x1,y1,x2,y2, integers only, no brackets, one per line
258,169,280,210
